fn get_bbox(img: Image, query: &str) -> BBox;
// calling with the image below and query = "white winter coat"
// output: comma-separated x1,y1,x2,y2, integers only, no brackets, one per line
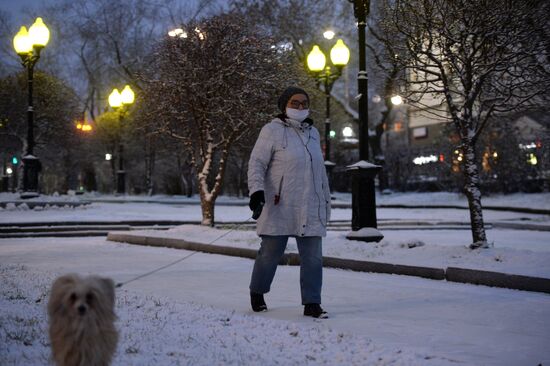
248,117,331,237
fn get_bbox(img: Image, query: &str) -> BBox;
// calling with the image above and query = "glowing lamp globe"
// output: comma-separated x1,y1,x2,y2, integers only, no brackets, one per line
330,39,350,67
28,17,50,47
108,89,123,108
307,45,326,72
121,85,135,105
13,26,32,55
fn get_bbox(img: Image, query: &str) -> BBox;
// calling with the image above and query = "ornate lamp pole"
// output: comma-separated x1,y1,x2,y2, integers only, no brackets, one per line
108,85,135,195
346,0,383,242
306,38,350,163
12,17,50,198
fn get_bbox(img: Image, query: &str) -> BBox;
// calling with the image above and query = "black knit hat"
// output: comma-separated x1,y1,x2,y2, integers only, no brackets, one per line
277,86,310,112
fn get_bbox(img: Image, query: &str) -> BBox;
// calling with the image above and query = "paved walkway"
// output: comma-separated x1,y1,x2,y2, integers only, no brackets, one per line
1,236,549,366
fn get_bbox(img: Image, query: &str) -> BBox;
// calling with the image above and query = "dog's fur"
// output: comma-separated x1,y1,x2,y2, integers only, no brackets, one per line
48,274,118,366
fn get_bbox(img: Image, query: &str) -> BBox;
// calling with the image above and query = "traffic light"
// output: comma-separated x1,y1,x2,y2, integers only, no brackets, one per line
11,156,18,165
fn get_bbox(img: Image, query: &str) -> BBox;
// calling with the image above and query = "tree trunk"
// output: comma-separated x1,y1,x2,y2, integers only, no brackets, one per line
462,140,490,249
374,121,388,191
196,136,231,226
145,136,155,196
238,156,246,198
200,197,214,226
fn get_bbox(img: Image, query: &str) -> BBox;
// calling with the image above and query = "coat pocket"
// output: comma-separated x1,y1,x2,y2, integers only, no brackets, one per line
274,176,283,205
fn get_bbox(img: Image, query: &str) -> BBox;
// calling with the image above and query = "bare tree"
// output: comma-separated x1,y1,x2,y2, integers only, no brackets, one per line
139,13,297,225
380,0,550,248
34,0,221,194
362,1,409,191
0,10,17,76
231,0,337,61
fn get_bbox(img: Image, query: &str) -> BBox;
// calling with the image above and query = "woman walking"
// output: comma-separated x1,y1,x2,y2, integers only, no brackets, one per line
247,86,331,318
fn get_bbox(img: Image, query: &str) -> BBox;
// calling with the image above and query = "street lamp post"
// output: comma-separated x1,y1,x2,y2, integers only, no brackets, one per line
108,85,135,195
1,157,8,192
306,38,350,163
12,17,50,199
346,0,383,242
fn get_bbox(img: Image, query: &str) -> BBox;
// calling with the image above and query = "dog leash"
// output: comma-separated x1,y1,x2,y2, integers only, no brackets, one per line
115,215,258,289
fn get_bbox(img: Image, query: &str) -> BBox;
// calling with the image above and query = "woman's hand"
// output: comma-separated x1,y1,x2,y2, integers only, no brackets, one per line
249,190,265,219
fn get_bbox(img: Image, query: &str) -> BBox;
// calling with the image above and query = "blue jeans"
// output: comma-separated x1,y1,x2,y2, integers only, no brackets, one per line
249,235,323,305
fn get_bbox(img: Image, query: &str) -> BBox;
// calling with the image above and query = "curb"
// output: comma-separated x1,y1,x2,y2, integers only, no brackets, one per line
106,232,549,295
2,220,548,233
492,222,550,231
446,267,550,293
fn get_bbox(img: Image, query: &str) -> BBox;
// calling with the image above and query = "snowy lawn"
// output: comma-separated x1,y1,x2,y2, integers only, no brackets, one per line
1,237,549,366
1,192,549,279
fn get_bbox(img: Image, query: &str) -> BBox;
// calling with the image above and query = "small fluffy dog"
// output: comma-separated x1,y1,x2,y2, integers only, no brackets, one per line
48,274,118,366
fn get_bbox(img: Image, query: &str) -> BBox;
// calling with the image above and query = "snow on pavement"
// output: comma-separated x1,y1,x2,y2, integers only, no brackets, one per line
0,202,547,224
3,191,549,210
1,191,549,225
1,237,550,366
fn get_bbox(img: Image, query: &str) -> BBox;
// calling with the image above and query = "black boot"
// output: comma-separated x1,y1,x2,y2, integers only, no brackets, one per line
250,292,267,312
304,304,328,319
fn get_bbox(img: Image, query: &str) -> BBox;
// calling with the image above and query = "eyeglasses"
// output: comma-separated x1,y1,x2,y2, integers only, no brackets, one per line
288,100,309,109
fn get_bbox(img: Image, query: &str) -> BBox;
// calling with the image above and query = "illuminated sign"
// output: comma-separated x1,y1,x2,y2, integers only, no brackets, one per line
413,155,438,165
519,142,536,150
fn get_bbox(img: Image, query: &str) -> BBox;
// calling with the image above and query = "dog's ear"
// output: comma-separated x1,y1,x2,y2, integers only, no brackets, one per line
48,274,78,316
97,277,116,307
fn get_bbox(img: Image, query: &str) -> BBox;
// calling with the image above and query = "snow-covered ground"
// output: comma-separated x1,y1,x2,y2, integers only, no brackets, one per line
1,193,549,224
1,192,549,365
1,237,549,366
2,190,550,209
2,192,549,278
2,261,415,366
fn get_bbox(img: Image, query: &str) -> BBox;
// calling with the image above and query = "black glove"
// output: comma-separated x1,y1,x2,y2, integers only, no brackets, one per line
249,190,265,219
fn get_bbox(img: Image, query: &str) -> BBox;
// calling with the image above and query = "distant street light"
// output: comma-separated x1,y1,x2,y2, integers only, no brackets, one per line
323,30,335,40
108,85,135,194
12,17,50,199
307,37,349,193
168,28,187,38
391,95,403,105
76,120,93,132
342,126,353,138
168,26,204,40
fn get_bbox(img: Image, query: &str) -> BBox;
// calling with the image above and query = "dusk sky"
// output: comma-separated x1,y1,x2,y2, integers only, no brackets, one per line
0,0,57,24
0,0,229,26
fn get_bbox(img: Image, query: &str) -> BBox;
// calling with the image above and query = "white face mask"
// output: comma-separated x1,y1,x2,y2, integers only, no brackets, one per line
285,107,309,122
